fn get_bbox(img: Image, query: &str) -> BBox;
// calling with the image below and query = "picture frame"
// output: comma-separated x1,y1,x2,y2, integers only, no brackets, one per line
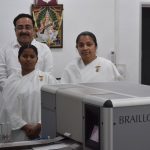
31,4,63,48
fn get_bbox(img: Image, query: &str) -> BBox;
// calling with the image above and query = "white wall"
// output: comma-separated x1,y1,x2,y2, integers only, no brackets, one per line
0,0,34,44
116,0,150,83
0,0,115,78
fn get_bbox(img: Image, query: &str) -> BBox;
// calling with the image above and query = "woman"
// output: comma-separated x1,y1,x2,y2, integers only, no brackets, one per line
61,31,122,83
2,45,56,141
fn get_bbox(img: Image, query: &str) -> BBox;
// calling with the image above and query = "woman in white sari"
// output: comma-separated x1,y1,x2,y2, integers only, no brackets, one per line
61,31,122,83
2,45,56,141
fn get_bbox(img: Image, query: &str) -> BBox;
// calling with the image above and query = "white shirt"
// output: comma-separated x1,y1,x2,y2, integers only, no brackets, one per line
2,70,57,130
61,56,122,84
0,39,53,90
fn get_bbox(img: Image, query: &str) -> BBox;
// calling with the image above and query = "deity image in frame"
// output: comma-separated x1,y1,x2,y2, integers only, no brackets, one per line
32,4,63,48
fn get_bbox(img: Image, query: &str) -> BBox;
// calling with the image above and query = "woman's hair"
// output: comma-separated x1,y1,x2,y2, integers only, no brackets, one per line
18,44,38,58
76,31,97,47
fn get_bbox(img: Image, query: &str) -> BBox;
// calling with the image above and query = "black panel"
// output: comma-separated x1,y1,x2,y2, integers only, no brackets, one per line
84,103,100,150
141,7,150,85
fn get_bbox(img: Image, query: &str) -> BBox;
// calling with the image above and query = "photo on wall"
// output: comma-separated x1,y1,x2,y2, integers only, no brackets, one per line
32,4,63,48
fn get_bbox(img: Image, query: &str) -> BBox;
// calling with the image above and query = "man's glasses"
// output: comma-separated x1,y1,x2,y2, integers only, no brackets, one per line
15,25,33,31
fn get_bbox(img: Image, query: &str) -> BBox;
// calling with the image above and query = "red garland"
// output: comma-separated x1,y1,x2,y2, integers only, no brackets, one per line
35,0,58,6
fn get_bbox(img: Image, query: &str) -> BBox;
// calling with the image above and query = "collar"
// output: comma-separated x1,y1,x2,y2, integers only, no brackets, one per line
13,39,35,48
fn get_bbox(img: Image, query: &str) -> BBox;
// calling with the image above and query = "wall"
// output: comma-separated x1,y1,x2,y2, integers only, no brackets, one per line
0,0,115,78
116,0,150,83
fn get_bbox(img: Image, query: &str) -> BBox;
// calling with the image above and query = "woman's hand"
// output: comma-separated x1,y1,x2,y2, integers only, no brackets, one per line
21,123,41,139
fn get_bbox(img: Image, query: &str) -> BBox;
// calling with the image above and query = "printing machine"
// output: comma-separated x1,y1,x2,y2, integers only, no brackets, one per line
41,81,150,150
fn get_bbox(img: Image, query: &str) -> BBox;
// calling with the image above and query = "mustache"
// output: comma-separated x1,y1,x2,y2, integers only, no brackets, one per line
19,32,30,36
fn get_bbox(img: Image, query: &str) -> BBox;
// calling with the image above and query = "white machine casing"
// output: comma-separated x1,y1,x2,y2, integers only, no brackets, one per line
41,82,150,150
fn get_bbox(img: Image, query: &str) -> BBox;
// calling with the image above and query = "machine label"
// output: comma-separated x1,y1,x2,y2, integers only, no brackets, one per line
119,113,150,124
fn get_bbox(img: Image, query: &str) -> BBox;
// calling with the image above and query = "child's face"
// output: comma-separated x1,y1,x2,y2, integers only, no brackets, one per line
19,48,38,72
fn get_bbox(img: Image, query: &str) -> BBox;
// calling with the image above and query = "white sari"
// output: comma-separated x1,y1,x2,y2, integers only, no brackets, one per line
2,70,56,141
61,56,122,84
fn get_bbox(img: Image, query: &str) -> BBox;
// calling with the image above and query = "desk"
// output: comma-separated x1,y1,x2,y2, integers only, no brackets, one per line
0,136,82,150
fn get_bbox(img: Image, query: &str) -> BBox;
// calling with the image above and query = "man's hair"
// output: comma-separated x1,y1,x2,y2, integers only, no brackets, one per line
13,13,35,27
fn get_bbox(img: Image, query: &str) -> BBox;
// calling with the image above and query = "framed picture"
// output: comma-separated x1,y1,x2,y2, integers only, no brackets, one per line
32,4,63,48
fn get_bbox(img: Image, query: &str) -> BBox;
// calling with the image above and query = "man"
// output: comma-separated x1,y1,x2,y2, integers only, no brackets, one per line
0,13,53,90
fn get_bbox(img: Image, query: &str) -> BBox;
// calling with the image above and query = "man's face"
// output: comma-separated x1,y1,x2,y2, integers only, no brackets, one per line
15,17,35,46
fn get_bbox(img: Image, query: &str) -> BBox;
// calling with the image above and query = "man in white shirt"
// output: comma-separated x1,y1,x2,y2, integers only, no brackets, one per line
0,13,53,91
0,14,54,129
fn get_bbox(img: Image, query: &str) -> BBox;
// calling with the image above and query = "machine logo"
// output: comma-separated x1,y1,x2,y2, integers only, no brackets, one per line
119,113,150,124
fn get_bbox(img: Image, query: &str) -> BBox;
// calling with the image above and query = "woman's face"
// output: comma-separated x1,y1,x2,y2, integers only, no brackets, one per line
76,35,97,64
19,48,38,73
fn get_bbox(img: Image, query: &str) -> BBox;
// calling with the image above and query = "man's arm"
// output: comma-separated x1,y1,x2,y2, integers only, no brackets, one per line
44,48,54,74
0,48,7,91
33,40,54,75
